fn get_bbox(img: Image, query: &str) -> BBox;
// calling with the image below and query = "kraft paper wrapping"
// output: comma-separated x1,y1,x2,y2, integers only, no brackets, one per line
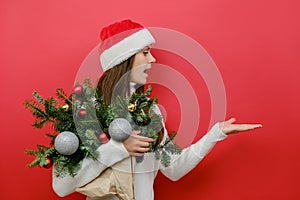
76,157,136,200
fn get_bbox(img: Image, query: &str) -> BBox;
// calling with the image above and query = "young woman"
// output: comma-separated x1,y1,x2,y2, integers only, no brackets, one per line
52,19,262,200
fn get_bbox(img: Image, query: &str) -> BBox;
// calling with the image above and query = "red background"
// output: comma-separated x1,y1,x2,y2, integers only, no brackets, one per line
1,0,299,199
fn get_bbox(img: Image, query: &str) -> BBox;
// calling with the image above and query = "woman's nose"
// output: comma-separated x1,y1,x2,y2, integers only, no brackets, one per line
148,52,156,63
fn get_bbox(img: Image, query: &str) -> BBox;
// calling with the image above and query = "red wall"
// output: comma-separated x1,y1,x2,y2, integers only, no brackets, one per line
1,0,299,199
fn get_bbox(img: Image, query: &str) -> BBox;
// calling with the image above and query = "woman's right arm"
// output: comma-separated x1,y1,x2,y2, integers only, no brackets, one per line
52,139,129,197
52,131,153,197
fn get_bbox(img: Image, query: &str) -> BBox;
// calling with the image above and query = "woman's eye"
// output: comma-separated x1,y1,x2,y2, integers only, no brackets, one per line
143,51,149,55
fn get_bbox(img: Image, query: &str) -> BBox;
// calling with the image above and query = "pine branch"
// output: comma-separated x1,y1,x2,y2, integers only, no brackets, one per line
45,133,56,139
44,98,58,117
25,146,56,168
161,150,170,167
37,145,49,151
24,99,56,128
24,149,41,156
24,100,48,120
56,88,72,104
24,79,181,177
83,78,92,88
33,118,49,129
27,158,42,168
32,91,46,105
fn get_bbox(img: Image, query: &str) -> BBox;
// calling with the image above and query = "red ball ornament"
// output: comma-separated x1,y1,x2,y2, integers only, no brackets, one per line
99,132,110,144
79,108,87,117
43,157,53,169
73,85,83,95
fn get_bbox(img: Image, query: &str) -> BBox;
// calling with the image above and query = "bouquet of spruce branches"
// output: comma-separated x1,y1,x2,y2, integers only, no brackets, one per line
24,79,181,178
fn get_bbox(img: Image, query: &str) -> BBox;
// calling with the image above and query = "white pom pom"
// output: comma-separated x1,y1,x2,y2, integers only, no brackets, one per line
109,118,132,141
54,131,79,155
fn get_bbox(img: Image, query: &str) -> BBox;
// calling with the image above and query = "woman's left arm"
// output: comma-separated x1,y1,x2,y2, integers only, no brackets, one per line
160,118,262,181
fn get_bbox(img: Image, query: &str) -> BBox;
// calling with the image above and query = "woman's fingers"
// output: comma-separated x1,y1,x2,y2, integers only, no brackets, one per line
226,118,236,124
131,131,154,143
132,130,141,135
139,141,151,148
235,124,262,131
122,130,154,156
221,117,262,135
137,147,150,152
240,124,262,131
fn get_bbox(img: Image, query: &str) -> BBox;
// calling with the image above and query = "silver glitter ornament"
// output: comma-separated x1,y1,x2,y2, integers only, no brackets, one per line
108,118,132,141
54,131,79,155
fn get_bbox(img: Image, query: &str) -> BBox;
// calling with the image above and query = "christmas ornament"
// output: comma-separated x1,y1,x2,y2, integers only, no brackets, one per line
79,108,87,117
54,131,79,155
99,132,109,144
73,85,83,95
43,157,53,169
24,79,181,177
62,104,69,111
108,118,132,141
127,103,137,112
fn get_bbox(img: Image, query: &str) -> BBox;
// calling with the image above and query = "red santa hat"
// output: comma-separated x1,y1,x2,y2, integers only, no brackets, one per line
99,19,156,72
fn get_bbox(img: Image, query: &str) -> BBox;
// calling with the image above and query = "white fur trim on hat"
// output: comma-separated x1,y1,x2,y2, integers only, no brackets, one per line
100,29,155,71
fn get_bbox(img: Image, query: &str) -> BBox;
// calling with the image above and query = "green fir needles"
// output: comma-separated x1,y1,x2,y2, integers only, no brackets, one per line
24,79,181,177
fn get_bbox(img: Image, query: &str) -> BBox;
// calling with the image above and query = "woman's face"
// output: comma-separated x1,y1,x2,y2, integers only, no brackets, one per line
130,46,156,85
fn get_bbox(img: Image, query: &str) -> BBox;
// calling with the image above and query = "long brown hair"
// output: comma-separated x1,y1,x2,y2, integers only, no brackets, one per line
97,55,144,104
98,54,164,144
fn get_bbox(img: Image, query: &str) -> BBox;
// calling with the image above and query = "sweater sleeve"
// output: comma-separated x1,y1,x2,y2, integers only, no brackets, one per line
159,123,227,181
52,139,129,197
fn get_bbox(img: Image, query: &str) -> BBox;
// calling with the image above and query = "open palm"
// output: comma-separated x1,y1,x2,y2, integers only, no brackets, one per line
220,118,262,135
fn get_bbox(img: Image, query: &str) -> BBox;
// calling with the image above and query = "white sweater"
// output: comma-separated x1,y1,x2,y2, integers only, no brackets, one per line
52,122,227,200
52,84,227,199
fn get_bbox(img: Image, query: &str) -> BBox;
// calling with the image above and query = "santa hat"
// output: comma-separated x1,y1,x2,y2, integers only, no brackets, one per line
99,19,155,72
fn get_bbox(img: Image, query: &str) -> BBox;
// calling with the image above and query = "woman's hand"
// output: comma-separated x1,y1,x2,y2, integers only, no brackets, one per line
220,118,262,135
122,130,154,156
